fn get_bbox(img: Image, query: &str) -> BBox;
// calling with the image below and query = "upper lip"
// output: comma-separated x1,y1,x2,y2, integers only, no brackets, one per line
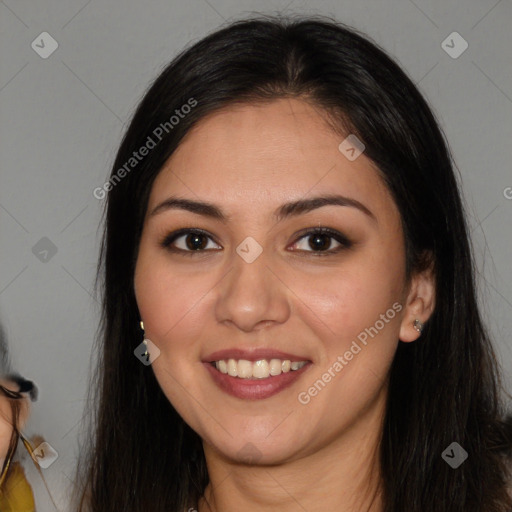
203,348,311,363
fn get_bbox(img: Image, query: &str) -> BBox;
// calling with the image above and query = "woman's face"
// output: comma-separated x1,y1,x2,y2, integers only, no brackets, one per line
134,98,429,464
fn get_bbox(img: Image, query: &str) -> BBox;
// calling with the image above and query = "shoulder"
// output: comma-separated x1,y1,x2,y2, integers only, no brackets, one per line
0,461,36,511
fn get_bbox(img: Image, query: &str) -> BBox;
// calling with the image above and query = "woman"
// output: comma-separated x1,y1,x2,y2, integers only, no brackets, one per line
71,15,512,511
0,374,36,511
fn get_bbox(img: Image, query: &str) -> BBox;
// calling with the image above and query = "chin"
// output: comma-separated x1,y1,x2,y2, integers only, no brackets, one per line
201,424,310,465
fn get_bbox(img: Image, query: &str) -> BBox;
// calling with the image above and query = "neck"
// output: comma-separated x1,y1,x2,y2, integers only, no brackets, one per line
197,387,387,512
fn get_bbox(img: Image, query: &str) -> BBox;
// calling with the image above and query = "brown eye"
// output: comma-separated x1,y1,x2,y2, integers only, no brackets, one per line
290,228,352,255
160,227,352,257
160,229,221,254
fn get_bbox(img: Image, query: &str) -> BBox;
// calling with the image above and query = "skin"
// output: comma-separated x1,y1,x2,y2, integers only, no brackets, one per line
134,98,435,512
0,379,30,466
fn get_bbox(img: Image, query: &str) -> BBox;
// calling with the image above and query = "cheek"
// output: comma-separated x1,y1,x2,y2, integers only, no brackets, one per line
293,259,404,422
295,253,404,348
134,250,215,355
134,256,211,416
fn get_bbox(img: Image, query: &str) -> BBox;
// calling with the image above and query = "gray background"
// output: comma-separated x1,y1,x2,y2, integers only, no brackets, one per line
1,1,511,509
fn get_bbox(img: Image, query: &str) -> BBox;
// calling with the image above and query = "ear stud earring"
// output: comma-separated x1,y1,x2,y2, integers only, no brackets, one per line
413,319,424,333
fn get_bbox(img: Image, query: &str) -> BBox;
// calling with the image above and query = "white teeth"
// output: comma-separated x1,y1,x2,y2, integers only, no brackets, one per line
252,359,269,378
269,359,282,376
227,358,238,377
237,359,253,378
213,358,308,379
217,360,228,374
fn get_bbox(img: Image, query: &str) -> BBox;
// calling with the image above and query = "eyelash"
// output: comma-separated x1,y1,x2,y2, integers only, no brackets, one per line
159,227,353,257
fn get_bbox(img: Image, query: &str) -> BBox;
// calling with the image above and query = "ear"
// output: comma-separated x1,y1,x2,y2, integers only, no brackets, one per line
399,257,436,343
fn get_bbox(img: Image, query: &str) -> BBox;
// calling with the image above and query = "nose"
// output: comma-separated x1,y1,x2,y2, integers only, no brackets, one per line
214,246,291,333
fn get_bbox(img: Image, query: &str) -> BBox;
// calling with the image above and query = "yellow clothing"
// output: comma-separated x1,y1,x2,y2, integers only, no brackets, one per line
0,461,36,511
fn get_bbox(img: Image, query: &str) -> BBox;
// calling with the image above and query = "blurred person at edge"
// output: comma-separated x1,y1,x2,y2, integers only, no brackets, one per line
0,373,36,511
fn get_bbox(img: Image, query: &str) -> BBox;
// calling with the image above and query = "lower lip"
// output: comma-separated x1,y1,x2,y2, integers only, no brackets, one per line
203,362,312,400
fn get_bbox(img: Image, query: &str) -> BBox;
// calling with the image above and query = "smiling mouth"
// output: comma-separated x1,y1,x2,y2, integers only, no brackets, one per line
209,358,309,379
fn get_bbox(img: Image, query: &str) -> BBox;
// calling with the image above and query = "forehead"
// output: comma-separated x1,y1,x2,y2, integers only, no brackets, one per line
148,98,397,224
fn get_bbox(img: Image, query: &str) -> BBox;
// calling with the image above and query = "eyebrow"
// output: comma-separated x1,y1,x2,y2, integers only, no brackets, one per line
149,194,376,224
